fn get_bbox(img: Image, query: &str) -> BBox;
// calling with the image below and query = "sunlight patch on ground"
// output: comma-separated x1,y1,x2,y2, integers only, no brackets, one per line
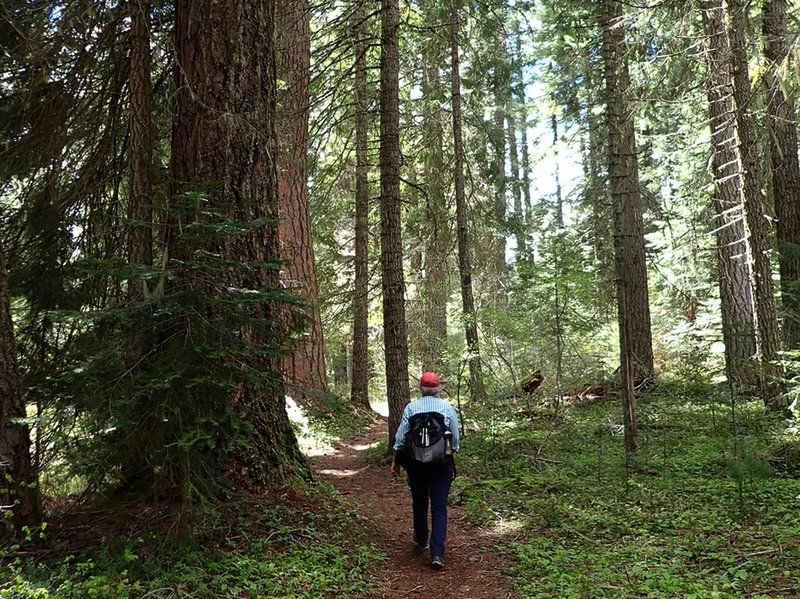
317,467,368,477
486,517,525,538
286,395,335,457
371,399,389,417
347,442,376,451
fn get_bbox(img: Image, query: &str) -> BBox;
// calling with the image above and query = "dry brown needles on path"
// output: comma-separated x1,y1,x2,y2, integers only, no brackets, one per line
313,417,518,598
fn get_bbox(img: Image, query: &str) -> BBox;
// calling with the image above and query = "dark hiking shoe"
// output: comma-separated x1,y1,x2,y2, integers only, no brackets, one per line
412,534,428,550
431,555,445,570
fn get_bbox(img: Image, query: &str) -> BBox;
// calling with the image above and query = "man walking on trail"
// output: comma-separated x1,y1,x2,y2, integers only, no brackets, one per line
390,371,460,570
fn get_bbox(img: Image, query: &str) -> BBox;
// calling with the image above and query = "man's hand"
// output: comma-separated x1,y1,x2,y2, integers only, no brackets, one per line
390,460,399,478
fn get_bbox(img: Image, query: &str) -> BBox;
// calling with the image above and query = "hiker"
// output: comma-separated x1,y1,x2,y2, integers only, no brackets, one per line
390,371,460,570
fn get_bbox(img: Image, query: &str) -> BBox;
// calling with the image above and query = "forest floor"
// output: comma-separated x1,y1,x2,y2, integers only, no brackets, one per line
312,415,518,599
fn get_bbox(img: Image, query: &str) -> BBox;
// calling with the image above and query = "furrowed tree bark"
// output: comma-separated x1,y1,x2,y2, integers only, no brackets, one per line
119,0,156,489
699,0,758,386
763,0,800,351
172,0,308,485
600,0,654,383
128,0,153,296
419,0,449,374
0,237,42,536
350,0,371,410
380,0,411,446
451,0,485,402
725,0,784,403
277,0,329,398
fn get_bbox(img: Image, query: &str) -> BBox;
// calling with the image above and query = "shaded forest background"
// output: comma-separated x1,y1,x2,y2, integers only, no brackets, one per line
2,0,800,575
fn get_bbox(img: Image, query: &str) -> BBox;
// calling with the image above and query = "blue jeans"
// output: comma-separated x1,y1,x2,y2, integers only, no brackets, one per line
408,460,454,557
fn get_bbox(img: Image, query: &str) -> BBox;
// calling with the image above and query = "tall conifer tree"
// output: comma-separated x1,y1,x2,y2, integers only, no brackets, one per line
380,0,411,444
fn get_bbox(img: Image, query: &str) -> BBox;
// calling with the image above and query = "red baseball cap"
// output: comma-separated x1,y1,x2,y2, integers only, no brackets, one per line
420,371,441,388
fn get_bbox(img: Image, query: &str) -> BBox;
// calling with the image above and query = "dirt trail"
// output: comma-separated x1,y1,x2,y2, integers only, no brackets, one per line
312,417,518,598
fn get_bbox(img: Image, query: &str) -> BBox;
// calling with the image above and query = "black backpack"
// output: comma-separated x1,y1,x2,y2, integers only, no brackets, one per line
405,411,449,466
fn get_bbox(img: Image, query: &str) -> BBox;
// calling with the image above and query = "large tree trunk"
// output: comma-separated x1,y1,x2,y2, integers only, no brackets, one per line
171,0,308,484
276,0,329,398
128,0,153,294
419,0,449,374
699,0,758,386
600,0,654,384
350,0,371,410
763,0,800,351
0,238,42,536
726,0,784,402
119,0,155,488
451,0,485,402
380,0,411,446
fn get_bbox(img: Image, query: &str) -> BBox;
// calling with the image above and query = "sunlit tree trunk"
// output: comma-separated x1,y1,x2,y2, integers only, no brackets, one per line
763,0,800,351
0,238,42,536
726,0,784,402
380,0,411,446
699,0,758,386
600,0,654,385
451,0,485,402
172,0,308,484
277,0,328,398
350,1,371,410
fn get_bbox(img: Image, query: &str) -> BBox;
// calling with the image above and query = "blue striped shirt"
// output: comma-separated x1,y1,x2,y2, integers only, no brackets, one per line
393,395,460,452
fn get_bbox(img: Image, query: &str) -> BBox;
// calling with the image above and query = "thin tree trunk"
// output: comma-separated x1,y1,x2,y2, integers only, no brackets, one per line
726,0,784,401
582,48,614,310
551,107,563,228
128,0,153,295
350,1,371,410
380,0,411,446
277,0,328,397
514,32,529,260
699,0,758,385
172,0,308,485
0,237,42,536
492,71,508,291
519,109,531,256
763,0,800,350
508,110,524,261
600,0,655,382
451,0,485,402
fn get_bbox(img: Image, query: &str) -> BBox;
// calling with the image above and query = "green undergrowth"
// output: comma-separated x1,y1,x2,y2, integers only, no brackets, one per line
453,382,800,598
0,484,383,598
